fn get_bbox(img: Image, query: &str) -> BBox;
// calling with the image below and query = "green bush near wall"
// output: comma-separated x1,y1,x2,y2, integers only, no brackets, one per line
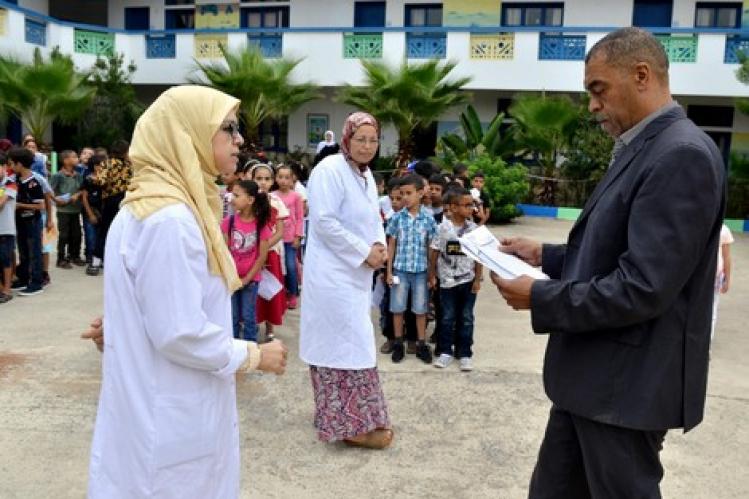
466,153,528,222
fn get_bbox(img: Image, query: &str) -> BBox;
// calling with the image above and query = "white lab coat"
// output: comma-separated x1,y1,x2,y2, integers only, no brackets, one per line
300,154,385,369
88,203,248,499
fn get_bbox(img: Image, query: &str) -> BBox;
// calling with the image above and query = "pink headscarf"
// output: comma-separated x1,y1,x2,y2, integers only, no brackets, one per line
340,112,379,171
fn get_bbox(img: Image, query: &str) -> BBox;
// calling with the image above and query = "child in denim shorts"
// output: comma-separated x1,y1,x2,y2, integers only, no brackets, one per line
386,174,437,364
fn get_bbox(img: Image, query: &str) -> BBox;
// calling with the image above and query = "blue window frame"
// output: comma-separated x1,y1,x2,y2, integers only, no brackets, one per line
695,2,741,28
241,6,289,29
405,4,445,58
243,7,288,58
165,9,194,29
125,7,150,31
501,2,563,27
354,1,386,28
405,4,443,28
632,0,673,28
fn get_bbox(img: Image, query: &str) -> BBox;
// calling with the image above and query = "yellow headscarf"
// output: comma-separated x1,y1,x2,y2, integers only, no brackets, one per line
121,85,243,292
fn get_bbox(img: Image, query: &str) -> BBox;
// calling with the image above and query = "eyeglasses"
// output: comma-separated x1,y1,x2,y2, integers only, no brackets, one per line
220,121,241,137
352,137,380,146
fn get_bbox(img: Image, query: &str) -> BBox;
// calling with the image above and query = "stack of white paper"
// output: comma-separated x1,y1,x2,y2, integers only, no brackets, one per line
458,226,549,280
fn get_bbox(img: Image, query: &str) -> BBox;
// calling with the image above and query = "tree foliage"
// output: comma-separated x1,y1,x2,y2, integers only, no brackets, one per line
0,47,95,143
192,45,319,144
338,59,471,166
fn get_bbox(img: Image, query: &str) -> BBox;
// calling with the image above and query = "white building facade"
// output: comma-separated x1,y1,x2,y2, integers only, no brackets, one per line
1,0,749,161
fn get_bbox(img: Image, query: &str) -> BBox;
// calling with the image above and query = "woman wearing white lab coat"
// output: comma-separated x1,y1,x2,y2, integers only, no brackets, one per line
300,112,393,449
87,86,287,499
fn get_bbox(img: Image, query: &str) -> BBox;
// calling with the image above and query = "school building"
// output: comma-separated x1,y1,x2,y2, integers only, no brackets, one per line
1,0,749,165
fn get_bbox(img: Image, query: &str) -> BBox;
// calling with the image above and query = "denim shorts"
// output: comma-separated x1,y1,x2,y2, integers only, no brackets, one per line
389,270,429,314
0,235,14,268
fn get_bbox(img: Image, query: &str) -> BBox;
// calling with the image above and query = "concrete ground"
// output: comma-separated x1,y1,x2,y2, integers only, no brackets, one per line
1,216,747,499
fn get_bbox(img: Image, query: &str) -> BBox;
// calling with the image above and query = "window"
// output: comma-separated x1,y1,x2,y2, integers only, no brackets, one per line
125,7,150,31
258,118,288,152
354,1,386,28
405,4,443,28
695,2,741,28
241,7,289,29
165,9,194,29
687,105,734,128
165,0,193,5
502,3,563,27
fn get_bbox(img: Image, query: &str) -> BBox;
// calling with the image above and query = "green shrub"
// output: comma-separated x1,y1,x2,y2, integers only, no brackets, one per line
466,154,528,222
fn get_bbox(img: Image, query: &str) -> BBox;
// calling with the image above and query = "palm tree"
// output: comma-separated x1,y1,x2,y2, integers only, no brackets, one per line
192,45,320,145
439,104,515,162
338,59,472,166
508,94,579,205
0,47,95,143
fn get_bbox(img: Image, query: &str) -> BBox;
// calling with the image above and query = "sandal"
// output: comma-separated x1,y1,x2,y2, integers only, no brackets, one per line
344,429,394,450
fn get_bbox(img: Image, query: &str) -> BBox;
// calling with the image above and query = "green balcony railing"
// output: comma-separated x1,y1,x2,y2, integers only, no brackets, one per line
343,33,383,59
657,35,697,63
74,29,114,56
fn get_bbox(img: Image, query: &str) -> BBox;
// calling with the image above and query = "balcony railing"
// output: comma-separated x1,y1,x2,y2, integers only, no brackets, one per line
343,33,383,59
0,8,7,37
538,33,586,61
1,2,749,73
248,34,283,58
195,34,227,59
725,36,749,63
406,33,447,59
657,35,698,63
146,34,176,59
24,17,46,46
470,34,514,60
74,29,115,56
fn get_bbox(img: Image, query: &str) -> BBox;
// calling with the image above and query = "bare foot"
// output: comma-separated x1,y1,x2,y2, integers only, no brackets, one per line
344,429,394,450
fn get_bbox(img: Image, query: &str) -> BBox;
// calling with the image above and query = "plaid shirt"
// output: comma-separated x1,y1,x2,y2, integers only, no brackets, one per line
386,206,437,273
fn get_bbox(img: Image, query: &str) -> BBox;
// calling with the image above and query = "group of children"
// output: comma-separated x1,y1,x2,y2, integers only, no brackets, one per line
0,138,132,303
220,159,307,344
374,161,491,371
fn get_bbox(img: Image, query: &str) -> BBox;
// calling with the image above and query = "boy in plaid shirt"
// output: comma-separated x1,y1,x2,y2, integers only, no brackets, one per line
386,174,437,364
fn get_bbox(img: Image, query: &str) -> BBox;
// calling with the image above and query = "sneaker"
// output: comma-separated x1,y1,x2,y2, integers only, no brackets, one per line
287,295,298,309
56,259,72,269
18,285,44,297
391,341,405,363
10,280,27,291
406,341,418,355
0,292,13,304
433,353,453,369
380,340,394,354
86,264,100,276
416,342,433,364
459,357,474,372
71,257,87,267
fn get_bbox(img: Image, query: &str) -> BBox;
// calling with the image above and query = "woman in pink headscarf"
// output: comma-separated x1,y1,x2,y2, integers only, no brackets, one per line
299,112,393,449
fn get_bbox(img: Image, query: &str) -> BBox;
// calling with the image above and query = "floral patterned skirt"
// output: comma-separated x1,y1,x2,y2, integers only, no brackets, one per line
309,366,391,442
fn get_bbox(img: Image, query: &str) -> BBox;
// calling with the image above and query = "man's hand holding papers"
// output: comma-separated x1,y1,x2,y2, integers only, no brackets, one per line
456,230,549,311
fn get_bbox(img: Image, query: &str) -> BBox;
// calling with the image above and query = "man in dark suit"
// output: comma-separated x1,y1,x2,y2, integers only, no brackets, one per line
492,28,725,498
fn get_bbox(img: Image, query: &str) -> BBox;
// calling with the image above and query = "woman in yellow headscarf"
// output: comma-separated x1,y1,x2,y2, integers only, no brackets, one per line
87,86,287,499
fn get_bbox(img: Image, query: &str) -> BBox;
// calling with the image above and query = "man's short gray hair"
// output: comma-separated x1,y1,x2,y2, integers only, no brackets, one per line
586,27,669,83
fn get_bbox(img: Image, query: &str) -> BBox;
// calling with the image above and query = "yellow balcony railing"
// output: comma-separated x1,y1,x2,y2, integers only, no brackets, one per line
470,34,515,60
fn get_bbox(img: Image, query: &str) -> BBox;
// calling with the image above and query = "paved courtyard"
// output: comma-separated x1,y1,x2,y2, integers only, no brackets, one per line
0,216,747,498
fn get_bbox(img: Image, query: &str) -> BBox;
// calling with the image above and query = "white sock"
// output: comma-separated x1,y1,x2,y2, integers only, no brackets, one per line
92,257,102,267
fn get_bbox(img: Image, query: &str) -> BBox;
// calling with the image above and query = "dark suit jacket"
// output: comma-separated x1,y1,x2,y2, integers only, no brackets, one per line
530,106,725,432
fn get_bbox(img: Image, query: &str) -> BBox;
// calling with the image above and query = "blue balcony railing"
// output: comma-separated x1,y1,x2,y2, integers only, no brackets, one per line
146,34,176,59
248,34,283,58
24,17,46,46
538,33,586,60
725,35,749,63
406,33,447,58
